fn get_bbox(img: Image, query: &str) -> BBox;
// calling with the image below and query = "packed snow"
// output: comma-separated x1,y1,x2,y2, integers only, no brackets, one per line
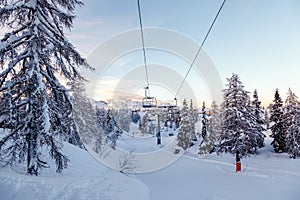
137,139,300,200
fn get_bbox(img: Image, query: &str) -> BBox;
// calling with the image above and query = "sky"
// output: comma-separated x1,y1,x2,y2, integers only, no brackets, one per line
68,0,300,107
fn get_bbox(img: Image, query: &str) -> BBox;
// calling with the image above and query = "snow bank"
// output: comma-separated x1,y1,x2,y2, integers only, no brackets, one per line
0,142,150,200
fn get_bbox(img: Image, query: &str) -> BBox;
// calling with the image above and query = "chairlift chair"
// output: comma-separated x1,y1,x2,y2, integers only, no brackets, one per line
142,96,157,108
142,86,157,108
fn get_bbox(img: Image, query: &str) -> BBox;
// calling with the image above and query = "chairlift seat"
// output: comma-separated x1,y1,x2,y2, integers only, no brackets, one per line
142,96,157,108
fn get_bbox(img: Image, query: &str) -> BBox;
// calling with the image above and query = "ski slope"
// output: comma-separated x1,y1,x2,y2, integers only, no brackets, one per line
137,140,300,200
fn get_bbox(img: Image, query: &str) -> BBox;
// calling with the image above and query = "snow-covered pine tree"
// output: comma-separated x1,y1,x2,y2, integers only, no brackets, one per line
189,99,197,141
251,89,265,148
217,74,261,157
96,108,121,149
106,110,118,146
282,88,298,136
199,101,221,154
283,88,300,158
270,89,285,153
177,99,191,150
264,109,270,129
69,78,103,149
85,100,104,153
208,100,222,142
0,0,91,175
141,111,150,135
286,110,300,159
68,79,87,142
201,101,208,140
113,109,131,133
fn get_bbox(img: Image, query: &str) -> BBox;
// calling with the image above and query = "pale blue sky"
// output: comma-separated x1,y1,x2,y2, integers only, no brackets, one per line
69,0,300,106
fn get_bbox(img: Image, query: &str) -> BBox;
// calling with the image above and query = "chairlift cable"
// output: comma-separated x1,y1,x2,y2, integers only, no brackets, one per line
174,0,227,100
137,0,150,96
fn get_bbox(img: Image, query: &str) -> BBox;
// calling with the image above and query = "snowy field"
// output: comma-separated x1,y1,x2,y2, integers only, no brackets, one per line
1,128,300,200
0,141,150,200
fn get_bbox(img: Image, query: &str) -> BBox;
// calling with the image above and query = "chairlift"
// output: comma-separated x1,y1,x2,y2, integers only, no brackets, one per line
142,86,157,108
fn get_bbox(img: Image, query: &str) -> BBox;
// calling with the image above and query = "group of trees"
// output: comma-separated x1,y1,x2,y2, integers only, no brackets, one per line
217,74,265,157
96,107,128,148
178,74,266,156
177,73,300,159
269,88,300,158
177,99,198,150
199,101,221,154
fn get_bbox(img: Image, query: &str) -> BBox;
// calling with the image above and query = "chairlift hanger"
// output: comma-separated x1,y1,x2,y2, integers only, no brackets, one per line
137,0,157,108
142,86,157,108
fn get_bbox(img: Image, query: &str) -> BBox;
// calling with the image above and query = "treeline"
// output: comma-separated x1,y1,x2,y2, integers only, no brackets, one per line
177,73,300,159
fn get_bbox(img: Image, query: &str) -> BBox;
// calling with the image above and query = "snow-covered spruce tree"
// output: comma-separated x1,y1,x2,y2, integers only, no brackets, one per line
85,100,104,153
140,111,156,135
282,88,298,137
177,99,191,150
286,109,300,159
113,109,131,133
283,88,300,157
199,101,221,154
264,109,270,129
0,0,91,175
141,111,150,134
217,74,263,157
96,108,121,149
189,99,197,141
251,89,265,148
201,101,208,140
270,89,285,153
199,101,213,154
69,78,103,149
208,100,222,142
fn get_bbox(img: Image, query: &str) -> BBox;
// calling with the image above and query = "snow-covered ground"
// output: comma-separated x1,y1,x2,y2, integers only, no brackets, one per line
87,127,184,173
0,141,150,200
137,140,300,200
1,127,300,200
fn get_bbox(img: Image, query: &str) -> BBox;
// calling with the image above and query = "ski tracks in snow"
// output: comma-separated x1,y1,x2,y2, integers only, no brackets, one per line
183,152,300,179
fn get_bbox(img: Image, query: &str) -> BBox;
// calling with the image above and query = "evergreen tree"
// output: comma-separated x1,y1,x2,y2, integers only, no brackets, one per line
189,99,197,141
208,101,222,142
201,101,208,140
0,0,91,175
69,79,103,148
141,111,150,135
251,89,265,149
199,102,212,154
286,111,300,159
282,88,298,136
96,108,121,149
283,88,300,158
113,109,131,133
177,99,191,150
270,89,285,153
217,74,262,157
264,109,270,129
199,101,222,154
